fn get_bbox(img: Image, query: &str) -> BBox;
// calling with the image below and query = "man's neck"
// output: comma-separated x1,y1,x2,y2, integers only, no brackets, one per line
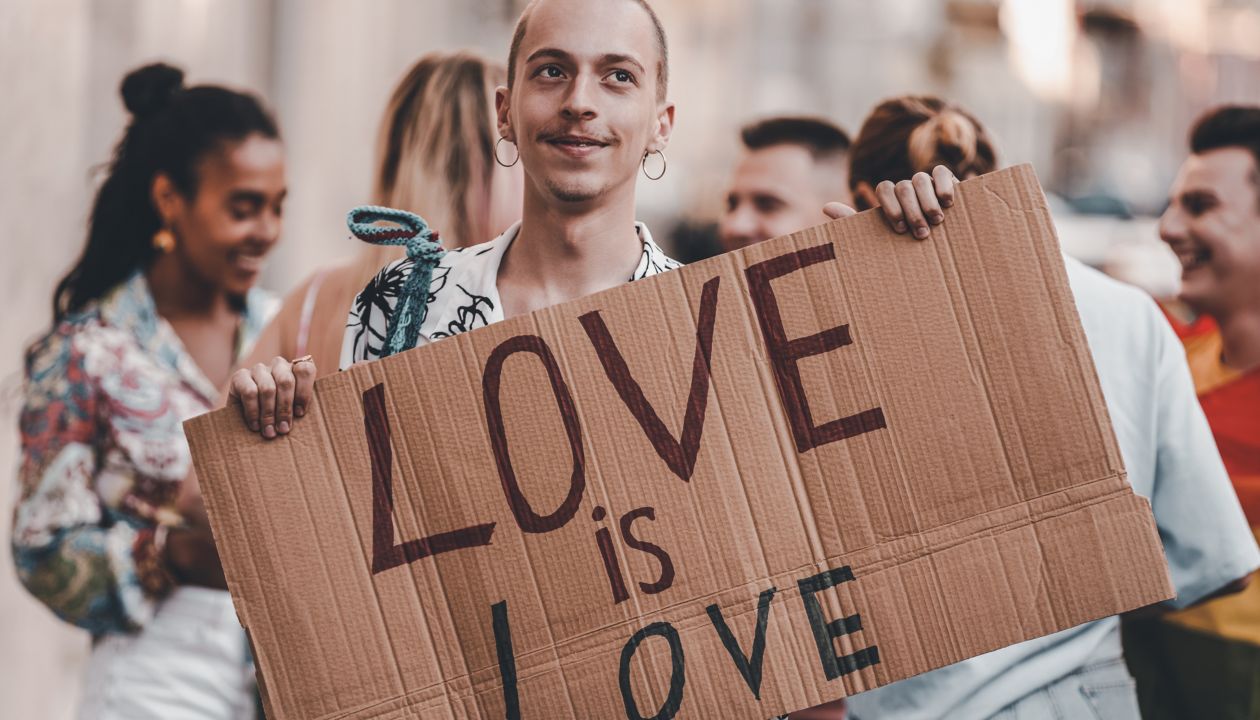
499,181,644,317
1214,305,1260,373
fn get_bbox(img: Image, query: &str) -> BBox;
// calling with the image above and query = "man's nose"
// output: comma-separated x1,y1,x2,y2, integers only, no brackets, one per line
1158,205,1186,248
720,203,759,245
561,74,598,120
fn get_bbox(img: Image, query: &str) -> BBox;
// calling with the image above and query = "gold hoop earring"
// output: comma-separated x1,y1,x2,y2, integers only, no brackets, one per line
494,137,519,168
152,227,175,253
642,149,666,181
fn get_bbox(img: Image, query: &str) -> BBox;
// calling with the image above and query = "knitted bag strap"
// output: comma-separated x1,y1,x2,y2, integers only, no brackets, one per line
346,205,446,357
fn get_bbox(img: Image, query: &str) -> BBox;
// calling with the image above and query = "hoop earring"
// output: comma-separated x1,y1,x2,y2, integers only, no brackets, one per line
152,227,175,253
642,149,666,181
494,137,519,168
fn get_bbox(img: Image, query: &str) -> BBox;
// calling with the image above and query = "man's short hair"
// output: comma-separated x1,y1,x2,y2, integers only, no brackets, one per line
506,0,669,102
740,116,851,161
1190,105,1260,204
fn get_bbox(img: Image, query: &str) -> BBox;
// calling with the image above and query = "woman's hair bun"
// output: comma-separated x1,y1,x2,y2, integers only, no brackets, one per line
120,63,185,119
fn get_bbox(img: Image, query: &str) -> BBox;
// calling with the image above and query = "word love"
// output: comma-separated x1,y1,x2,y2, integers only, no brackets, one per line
362,244,888,606
491,564,880,720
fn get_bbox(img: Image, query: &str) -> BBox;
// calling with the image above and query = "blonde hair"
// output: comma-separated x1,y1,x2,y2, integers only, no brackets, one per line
372,51,506,249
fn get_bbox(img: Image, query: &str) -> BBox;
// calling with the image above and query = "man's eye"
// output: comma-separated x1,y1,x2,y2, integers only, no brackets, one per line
610,70,635,84
536,65,564,79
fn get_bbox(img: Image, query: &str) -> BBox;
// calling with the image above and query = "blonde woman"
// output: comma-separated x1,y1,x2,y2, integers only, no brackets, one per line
241,51,523,401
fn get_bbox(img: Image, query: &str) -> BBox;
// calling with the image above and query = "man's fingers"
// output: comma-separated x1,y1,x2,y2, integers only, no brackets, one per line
932,165,958,207
251,363,278,439
894,179,930,240
269,357,296,435
913,172,944,226
874,181,906,233
292,358,317,420
228,369,260,432
822,201,856,220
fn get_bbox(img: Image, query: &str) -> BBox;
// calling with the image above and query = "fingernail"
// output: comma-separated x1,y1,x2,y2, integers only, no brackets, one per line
264,424,275,439
914,226,930,239
278,421,290,434
295,405,305,418
249,421,259,432
942,199,953,208
895,221,908,233
930,212,944,224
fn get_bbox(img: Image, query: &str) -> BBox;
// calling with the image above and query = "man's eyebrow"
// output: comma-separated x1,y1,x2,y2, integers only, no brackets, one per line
1178,188,1218,203
601,53,646,74
525,48,575,65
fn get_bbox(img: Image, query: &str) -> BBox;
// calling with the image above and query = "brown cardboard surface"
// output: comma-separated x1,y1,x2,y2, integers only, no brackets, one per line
185,165,1173,719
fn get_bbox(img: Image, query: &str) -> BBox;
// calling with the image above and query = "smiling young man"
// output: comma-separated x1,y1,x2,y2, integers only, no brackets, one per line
1123,105,1260,720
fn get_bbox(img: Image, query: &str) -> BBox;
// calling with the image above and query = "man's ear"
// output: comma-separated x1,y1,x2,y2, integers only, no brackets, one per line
495,86,515,143
854,181,879,211
646,101,675,154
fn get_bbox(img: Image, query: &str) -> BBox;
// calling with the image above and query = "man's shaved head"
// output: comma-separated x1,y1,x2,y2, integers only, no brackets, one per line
507,0,669,102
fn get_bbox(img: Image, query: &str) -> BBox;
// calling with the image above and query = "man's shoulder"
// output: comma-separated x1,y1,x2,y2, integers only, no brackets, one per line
1064,255,1157,311
1064,255,1170,346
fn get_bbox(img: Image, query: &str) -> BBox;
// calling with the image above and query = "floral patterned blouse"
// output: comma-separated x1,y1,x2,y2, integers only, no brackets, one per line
12,271,275,635
340,220,681,367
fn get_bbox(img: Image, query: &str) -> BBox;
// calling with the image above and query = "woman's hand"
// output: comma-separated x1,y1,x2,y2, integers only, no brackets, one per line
823,165,959,239
227,355,316,439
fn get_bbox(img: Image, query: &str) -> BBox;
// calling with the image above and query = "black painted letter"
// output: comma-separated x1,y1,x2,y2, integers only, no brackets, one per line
797,566,880,680
619,622,686,720
705,587,776,699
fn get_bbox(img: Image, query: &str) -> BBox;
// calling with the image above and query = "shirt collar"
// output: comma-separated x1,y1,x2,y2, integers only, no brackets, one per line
99,271,273,404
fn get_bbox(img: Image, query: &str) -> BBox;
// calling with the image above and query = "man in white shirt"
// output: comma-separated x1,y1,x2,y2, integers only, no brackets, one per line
231,0,951,404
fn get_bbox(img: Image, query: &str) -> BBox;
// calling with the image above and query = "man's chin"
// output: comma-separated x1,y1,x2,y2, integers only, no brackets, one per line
544,180,602,204
1177,283,1222,316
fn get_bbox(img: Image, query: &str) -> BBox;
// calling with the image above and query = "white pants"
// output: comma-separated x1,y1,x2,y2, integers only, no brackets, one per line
78,587,255,720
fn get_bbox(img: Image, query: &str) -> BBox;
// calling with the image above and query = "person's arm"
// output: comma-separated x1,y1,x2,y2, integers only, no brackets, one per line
228,257,412,438
11,331,218,634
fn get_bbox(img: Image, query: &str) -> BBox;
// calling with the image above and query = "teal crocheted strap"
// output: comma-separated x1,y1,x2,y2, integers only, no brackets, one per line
346,205,446,358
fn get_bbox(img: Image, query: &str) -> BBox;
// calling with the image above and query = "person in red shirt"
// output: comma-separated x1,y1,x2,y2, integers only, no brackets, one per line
1125,104,1260,719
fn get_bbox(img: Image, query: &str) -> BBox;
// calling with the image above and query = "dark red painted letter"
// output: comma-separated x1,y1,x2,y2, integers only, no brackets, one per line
483,335,586,533
578,276,721,482
363,383,496,574
744,244,886,453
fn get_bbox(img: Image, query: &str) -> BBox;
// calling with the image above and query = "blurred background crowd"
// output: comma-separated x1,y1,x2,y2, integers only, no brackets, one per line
2,0,1258,717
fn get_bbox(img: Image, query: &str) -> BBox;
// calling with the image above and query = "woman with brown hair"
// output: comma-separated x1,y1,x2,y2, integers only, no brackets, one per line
836,96,1255,720
238,50,522,407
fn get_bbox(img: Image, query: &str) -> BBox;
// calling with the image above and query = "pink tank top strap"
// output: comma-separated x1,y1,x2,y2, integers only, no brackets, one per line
295,269,330,358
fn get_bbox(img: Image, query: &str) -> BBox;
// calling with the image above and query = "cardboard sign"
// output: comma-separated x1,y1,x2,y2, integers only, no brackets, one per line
186,165,1172,719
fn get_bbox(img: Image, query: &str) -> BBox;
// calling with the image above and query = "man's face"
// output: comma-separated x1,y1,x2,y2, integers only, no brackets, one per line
497,0,672,207
1159,148,1260,316
719,144,849,252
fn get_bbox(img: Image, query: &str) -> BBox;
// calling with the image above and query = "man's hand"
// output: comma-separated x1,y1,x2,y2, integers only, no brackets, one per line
823,165,959,240
227,355,316,439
